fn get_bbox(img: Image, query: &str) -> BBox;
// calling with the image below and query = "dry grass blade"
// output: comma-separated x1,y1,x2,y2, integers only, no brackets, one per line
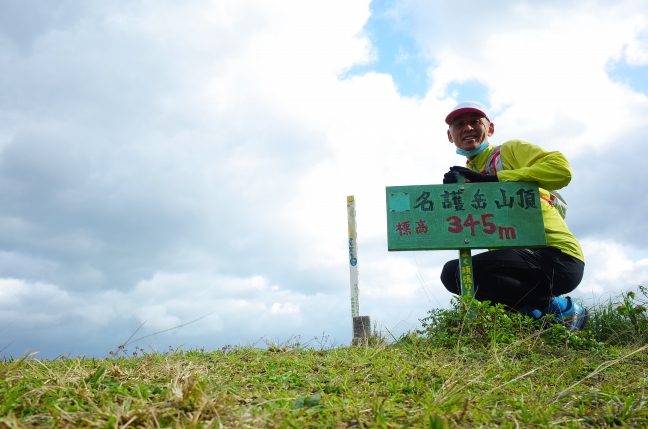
480,357,561,398
0,352,38,378
552,342,648,401
111,313,214,356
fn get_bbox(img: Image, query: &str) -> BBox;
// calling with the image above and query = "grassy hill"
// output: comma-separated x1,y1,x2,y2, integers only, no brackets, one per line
2,289,648,428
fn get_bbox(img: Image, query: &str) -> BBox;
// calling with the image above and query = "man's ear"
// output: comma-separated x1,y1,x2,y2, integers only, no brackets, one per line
488,121,495,137
447,129,453,143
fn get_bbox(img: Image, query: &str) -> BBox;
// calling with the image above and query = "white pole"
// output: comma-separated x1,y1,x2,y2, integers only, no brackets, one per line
347,195,371,345
347,196,371,343
347,196,360,319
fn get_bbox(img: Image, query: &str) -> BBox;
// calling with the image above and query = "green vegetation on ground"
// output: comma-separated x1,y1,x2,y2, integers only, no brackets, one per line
2,287,648,428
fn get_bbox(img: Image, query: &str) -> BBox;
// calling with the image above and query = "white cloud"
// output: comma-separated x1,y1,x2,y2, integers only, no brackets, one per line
574,239,648,298
1,0,648,357
622,17,648,65
0,273,337,355
419,1,648,156
270,302,300,315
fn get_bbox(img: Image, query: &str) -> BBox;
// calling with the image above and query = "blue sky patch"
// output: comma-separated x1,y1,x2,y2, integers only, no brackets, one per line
607,59,648,96
341,0,432,98
444,80,490,104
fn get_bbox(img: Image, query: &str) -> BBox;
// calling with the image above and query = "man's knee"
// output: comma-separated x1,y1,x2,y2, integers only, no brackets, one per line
440,260,460,294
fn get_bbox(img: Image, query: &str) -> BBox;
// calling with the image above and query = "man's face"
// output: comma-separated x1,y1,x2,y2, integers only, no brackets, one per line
446,112,494,152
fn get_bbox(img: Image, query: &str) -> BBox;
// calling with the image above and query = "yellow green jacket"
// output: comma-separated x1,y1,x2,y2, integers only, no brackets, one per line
466,140,585,262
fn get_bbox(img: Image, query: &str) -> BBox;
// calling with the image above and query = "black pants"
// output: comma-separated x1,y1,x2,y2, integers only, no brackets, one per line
440,247,584,310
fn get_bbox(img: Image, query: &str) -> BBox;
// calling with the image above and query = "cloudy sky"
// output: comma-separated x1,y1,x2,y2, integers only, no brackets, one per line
1,0,648,358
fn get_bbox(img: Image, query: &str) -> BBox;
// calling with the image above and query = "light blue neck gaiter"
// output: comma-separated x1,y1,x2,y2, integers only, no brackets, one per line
456,142,489,157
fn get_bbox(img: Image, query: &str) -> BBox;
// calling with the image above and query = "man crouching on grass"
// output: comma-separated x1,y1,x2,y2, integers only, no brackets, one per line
439,101,589,331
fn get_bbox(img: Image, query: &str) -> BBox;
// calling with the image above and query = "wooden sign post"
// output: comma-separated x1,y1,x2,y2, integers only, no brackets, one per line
386,176,546,311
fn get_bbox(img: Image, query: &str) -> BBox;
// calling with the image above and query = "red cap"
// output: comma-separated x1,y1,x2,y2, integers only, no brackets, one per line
445,101,491,124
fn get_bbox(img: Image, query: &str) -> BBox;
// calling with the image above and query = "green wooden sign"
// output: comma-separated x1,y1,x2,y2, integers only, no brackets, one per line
386,181,546,251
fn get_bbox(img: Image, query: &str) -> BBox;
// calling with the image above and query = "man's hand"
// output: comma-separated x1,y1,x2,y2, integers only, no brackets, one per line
443,166,498,183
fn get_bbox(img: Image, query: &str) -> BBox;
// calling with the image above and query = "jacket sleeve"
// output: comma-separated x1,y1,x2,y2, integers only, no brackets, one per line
496,140,572,191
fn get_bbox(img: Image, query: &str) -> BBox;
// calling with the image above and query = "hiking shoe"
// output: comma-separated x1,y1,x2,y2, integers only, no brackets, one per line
561,298,589,332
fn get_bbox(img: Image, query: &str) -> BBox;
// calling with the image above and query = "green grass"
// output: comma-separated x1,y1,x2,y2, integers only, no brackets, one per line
2,287,648,428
